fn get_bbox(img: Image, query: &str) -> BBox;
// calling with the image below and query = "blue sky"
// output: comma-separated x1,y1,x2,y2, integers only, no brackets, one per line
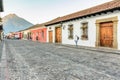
2,0,112,24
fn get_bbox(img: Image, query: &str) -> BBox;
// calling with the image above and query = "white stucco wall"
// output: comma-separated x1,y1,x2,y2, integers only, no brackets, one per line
117,12,120,49
47,10,120,49
62,20,96,47
62,10,120,48
47,24,61,43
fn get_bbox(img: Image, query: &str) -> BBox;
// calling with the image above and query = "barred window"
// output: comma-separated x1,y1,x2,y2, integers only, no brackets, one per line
81,22,88,40
68,24,73,39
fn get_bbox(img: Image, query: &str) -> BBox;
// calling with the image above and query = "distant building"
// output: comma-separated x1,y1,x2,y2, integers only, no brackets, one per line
21,23,47,42
20,29,30,40
0,0,3,41
6,32,15,39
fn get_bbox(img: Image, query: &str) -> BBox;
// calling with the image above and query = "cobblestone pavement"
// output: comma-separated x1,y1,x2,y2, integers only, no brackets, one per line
0,40,120,80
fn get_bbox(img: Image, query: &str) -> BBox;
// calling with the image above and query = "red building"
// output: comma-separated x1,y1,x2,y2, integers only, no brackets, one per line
18,31,23,39
30,24,47,42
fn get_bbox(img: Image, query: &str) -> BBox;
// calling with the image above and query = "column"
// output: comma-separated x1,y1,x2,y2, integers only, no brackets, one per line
95,23,100,47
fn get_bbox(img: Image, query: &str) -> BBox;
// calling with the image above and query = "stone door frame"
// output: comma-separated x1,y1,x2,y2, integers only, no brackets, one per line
96,16,118,49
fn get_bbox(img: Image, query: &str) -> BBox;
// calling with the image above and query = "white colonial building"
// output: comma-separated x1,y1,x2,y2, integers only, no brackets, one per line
46,0,120,49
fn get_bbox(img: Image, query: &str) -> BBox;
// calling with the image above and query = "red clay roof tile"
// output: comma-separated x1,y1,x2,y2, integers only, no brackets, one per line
46,0,120,26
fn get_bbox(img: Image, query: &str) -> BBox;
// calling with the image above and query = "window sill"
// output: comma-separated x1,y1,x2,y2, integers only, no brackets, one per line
68,38,73,40
81,37,88,40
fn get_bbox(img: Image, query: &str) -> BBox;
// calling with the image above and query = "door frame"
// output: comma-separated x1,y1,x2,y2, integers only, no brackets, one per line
96,16,118,49
55,26,62,43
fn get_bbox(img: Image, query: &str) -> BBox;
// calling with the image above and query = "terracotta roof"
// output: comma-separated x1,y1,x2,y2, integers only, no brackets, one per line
45,17,62,26
46,0,120,26
25,23,46,30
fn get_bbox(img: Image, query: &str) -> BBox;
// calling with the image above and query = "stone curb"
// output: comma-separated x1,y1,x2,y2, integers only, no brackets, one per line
60,44,120,54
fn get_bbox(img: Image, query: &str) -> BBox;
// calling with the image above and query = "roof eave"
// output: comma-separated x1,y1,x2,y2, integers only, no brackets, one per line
45,7,120,26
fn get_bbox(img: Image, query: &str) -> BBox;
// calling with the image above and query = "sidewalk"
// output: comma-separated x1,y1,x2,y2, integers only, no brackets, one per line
0,43,8,80
0,41,3,61
15,40,120,54
60,44,120,54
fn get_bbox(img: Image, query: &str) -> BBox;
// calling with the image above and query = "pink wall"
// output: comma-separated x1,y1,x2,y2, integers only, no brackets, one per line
31,28,47,42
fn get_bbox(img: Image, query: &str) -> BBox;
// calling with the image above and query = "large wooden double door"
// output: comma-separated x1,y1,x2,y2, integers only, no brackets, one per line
55,27,62,43
100,22,113,47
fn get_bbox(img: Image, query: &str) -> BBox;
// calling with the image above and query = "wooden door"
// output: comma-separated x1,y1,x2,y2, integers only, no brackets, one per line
100,22,113,47
49,31,53,43
55,27,62,43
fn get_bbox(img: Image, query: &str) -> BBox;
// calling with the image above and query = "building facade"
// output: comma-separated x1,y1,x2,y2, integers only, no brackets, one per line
0,0,3,41
30,24,47,42
21,29,30,40
46,0,120,49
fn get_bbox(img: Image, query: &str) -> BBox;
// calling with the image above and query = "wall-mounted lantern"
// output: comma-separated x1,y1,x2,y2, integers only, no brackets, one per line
63,25,66,30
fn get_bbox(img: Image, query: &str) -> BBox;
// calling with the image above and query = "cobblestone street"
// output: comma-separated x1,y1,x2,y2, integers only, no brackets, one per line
0,40,120,80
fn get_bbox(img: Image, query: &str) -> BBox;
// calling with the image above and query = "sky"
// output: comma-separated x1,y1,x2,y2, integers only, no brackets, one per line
2,0,112,24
